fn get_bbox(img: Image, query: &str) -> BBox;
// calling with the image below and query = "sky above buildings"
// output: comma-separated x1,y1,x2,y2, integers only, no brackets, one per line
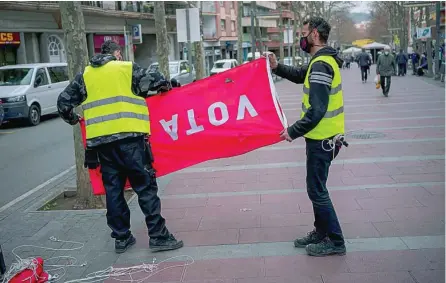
350,1,371,14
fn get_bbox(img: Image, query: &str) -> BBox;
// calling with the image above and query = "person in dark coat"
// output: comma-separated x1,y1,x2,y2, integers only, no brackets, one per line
376,46,396,97
395,49,408,76
358,48,372,83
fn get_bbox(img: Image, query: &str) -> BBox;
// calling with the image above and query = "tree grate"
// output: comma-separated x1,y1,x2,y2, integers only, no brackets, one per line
346,131,386,139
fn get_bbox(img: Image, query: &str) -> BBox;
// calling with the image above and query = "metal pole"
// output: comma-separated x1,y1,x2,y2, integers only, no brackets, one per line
186,8,193,81
250,1,256,55
287,18,291,59
435,1,441,78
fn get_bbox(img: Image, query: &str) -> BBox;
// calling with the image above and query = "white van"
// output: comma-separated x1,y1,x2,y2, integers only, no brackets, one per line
0,63,69,126
243,52,262,64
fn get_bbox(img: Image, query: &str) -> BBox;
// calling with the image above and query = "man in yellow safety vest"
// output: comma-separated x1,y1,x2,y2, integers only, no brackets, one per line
57,40,183,254
265,17,346,256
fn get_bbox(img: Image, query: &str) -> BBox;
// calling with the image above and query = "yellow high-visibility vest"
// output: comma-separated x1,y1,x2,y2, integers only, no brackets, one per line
82,61,150,140
300,55,345,140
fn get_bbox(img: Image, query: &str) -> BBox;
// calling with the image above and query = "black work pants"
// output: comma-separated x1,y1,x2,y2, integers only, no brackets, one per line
380,76,391,95
360,66,368,81
96,136,169,240
398,64,406,76
305,138,344,246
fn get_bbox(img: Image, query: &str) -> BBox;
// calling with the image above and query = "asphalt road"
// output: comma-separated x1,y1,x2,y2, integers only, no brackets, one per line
0,115,75,207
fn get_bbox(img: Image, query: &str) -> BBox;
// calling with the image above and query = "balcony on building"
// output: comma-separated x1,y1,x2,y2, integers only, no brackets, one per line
0,1,187,19
242,1,276,10
202,1,217,15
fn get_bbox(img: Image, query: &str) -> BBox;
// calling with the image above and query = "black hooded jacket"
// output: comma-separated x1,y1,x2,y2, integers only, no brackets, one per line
273,47,344,140
57,54,171,148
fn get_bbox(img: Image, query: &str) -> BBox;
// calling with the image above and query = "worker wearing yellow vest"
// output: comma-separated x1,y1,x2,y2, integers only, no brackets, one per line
266,17,346,257
57,40,183,254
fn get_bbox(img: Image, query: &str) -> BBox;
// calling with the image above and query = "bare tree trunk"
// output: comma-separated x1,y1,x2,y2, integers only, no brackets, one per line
192,1,205,79
59,1,96,207
279,3,284,63
237,0,243,64
154,2,170,80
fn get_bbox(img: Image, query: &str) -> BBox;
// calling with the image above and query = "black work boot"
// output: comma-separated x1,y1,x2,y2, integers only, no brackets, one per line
305,238,346,257
149,234,184,252
294,229,325,248
115,234,136,254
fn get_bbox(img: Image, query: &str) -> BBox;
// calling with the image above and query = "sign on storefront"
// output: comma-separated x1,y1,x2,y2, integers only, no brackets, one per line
132,24,142,44
0,32,20,45
93,34,125,51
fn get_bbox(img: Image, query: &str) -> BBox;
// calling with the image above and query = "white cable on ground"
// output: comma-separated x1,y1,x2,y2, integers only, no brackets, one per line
2,237,194,283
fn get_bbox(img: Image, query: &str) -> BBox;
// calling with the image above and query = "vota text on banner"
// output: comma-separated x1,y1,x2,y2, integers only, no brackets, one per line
147,57,287,177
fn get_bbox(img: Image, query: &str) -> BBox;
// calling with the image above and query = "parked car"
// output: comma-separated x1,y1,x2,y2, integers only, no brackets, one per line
148,60,196,86
0,63,69,126
283,56,303,67
243,52,262,64
210,59,239,75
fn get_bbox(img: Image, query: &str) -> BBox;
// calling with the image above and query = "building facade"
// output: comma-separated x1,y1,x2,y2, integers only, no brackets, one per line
0,1,184,68
201,1,239,71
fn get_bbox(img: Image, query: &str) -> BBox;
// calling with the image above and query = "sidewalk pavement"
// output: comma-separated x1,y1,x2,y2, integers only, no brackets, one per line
0,66,444,283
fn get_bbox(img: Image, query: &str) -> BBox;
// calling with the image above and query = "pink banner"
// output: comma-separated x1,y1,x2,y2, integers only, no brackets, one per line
80,58,287,195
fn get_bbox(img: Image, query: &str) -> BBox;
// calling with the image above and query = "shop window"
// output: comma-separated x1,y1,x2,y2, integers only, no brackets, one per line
48,66,69,83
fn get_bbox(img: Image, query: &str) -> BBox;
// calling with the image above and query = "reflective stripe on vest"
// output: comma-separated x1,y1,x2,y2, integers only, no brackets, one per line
301,103,344,118
303,83,342,95
85,112,150,126
82,96,148,110
300,55,345,140
82,61,150,140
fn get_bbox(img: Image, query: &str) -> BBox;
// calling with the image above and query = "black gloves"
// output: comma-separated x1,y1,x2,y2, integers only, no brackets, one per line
84,147,100,169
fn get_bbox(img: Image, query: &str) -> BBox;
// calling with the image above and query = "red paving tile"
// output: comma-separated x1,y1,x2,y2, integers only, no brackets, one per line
410,270,446,283
372,220,445,237
322,271,417,283
356,196,423,210
183,257,265,280
385,206,445,222
344,249,434,272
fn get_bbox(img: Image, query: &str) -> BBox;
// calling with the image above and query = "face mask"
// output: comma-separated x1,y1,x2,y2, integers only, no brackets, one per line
299,32,313,53
384,51,389,55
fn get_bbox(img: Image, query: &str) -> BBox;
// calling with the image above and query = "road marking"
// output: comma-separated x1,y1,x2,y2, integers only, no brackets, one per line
180,155,445,173
160,181,443,200
259,137,445,151
115,235,445,263
0,165,75,214
0,131,14,134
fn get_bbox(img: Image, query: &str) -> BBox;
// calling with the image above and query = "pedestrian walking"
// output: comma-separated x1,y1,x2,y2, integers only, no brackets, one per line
395,49,408,76
265,16,346,257
376,46,396,97
358,48,371,83
57,40,183,254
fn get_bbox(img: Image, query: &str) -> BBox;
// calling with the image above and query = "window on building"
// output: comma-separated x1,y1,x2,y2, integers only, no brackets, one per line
47,66,69,83
220,19,226,30
231,21,236,31
219,1,224,7
230,1,234,8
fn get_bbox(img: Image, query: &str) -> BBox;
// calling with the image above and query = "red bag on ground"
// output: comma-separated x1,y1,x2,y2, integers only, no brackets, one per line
9,257,49,283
